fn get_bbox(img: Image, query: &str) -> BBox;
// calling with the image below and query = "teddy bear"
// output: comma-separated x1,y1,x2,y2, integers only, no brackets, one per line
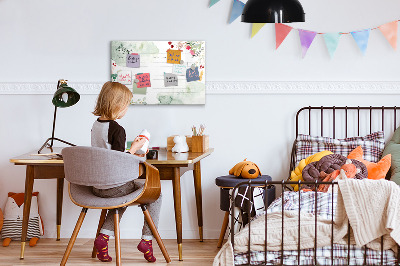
1,192,44,247
172,135,189,153
229,159,261,179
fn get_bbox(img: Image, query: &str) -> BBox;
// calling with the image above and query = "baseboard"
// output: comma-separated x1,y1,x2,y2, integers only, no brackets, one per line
1,81,400,95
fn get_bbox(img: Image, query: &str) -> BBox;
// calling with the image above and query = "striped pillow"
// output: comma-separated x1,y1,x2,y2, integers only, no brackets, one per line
294,131,385,166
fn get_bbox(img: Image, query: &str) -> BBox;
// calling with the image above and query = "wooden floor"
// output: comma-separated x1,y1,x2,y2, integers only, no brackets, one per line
0,239,221,265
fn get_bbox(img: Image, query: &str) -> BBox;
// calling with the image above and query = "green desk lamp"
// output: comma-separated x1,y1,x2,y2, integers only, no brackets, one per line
38,79,80,154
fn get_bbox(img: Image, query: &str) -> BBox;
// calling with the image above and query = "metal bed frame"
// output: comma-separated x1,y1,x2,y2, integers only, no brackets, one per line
230,106,400,266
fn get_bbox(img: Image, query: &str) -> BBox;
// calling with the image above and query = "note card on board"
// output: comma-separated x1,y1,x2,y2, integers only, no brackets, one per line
164,73,178,87
167,49,182,64
186,67,200,82
136,73,151,88
172,64,186,75
126,53,140,68
117,70,132,85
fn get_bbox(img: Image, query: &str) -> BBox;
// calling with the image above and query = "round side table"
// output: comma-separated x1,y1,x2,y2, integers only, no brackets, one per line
215,175,275,248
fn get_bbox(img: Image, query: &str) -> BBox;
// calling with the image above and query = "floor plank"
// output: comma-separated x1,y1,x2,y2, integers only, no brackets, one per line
0,239,221,265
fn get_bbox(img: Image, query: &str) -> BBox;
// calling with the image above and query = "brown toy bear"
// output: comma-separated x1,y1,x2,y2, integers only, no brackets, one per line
229,159,261,179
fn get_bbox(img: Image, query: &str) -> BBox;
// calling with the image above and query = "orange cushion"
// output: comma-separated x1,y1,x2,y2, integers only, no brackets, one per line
348,146,391,180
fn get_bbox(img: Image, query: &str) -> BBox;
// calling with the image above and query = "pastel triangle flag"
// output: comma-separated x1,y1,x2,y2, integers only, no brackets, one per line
209,0,220,7
298,29,317,58
275,23,293,49
323,33,341,58
229,0,245,24
251,23,266,38
378,21,398,50
351,29,370,55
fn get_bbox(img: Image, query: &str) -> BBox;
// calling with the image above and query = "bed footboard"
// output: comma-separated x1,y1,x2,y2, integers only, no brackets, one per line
230,180,400,266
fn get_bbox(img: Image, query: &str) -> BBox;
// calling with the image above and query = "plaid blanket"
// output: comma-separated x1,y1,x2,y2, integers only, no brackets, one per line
234,191,397,265
235,244,397,265
266,190,336,220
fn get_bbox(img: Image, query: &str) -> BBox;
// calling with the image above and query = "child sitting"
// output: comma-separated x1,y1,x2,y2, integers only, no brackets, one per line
91,81,161,263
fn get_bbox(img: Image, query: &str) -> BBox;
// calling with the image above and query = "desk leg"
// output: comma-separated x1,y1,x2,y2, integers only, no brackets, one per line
56,178,64,241
193,161,203,242
20,165,34,259
172,167,183,261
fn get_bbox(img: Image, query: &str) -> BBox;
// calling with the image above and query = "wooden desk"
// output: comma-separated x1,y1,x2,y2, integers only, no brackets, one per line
10,147,213,261
9,148,64,259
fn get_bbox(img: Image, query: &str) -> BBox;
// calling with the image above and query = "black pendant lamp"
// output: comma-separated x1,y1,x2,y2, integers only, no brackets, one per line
242,0,305,23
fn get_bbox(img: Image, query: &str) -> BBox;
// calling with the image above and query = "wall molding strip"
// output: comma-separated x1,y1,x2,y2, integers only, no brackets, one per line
0,81,399,95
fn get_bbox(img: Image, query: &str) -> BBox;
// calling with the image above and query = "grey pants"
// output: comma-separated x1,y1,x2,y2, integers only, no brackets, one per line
92,180,162,240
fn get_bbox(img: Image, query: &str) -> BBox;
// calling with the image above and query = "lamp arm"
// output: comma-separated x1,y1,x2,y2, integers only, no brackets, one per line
50,79,61,148
50,105,57,148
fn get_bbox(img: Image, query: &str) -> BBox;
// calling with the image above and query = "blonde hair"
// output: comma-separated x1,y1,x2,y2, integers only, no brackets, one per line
93,82,133,120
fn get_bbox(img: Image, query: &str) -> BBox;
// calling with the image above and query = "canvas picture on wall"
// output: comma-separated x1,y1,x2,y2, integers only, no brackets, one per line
111,41,205,105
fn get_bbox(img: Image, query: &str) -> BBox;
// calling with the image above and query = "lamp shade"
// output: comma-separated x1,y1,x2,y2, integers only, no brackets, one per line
52,84,80,108
241,0,305,23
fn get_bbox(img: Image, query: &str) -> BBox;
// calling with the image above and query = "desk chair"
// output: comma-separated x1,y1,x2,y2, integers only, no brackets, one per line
60,146,171,265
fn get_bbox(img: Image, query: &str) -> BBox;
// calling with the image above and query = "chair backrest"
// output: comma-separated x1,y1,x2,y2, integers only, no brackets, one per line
62,146,145,187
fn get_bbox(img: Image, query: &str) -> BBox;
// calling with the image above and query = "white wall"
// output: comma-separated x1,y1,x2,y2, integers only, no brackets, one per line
1,0,400,239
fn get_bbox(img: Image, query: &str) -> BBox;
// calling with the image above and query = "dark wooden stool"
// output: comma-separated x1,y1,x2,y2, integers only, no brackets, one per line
215,175,275,248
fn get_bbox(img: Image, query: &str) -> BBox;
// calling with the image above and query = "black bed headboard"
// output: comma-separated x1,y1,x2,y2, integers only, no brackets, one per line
296,106,399,138
289,106,400,180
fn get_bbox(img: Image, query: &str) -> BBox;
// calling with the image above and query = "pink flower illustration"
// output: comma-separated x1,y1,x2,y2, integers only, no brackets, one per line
190,50,195,55
186,45,191,50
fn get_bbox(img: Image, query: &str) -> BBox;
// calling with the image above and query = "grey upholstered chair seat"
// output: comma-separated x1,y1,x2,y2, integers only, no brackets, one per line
69,180,145,208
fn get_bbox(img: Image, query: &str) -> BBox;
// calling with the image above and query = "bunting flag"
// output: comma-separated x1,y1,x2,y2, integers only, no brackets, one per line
209,0,220,7
323,33,341,58
229,0,245,24
378,21,398,50
298,30,317,58
209,6,400,57
351,29,370,55
251,23,266,38
275,23,293,49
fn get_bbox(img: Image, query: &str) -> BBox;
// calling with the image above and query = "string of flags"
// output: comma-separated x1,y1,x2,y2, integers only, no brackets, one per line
209,0,399,58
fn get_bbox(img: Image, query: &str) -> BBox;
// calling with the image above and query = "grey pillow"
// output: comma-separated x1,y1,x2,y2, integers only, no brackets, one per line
382,126,400,184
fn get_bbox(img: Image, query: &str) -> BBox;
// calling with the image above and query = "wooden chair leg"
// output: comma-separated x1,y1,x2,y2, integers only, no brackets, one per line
91,209,108,258
60,208,88,266
114,210,121,266
217,211,230,248
141,205,171,263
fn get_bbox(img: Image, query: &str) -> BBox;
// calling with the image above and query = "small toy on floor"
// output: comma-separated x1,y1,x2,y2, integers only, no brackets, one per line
1,192,44,247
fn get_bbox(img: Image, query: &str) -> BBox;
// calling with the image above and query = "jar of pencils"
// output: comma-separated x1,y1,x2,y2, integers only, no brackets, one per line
191,135,209,152
191,124,208,152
